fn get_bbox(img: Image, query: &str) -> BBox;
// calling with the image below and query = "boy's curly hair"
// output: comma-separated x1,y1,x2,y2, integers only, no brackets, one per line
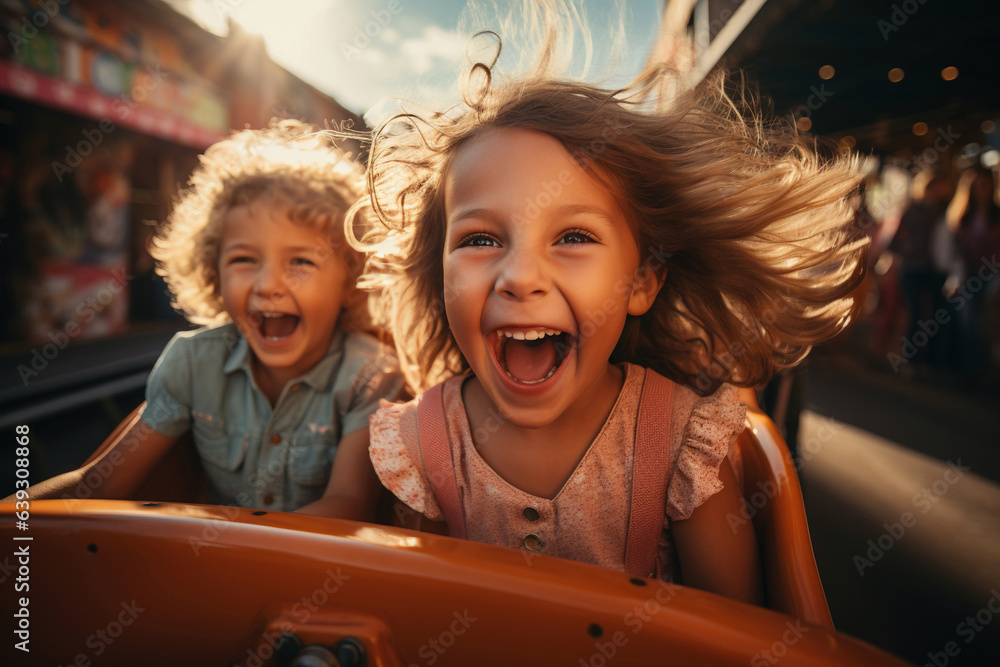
349,10,867,394
152,119,371,332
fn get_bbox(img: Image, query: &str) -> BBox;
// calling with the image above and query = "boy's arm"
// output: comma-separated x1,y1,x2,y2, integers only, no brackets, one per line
296,427,381,522
670,444,764,606
8,417,178,502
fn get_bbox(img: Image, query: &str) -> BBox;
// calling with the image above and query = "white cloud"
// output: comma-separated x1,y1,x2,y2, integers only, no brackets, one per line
399,25,466,74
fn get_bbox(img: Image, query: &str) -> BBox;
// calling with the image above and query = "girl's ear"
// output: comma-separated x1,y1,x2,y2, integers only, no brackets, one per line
626,266,666,316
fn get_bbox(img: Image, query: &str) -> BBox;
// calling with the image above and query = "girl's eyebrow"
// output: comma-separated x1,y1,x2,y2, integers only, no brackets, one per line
449,204,617,226
554,204,618,226
447,207,496,226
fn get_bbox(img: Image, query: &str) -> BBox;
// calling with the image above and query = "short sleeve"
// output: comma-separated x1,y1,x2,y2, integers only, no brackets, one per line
141,334,194,437
368,399,443,521
340,346,405,436
665,383,747,521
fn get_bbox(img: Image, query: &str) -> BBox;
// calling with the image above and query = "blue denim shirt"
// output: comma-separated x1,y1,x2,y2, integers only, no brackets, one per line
141,324,403,511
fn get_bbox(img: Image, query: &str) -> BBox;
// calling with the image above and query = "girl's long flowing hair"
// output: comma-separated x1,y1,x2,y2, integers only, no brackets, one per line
348,2,867,394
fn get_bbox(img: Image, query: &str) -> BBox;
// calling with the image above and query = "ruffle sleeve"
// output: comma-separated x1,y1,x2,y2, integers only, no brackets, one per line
665,383,747,521
368,398,444,521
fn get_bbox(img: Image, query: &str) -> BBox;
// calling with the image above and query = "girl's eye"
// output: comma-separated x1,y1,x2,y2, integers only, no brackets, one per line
558,229,597,245
229,256,255,265
291,257,317,267
458,233,501,249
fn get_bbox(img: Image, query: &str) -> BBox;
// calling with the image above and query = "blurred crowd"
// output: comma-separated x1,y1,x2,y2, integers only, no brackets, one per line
858,165,1000,390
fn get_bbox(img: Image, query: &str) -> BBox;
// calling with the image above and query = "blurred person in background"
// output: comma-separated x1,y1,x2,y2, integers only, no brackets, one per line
946,167,1000,387
888,171,955,375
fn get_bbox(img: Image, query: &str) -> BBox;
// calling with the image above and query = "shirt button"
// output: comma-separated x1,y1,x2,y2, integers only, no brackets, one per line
270,434,282,444
262,493,274,505
523,534,542,551
523,507,540,522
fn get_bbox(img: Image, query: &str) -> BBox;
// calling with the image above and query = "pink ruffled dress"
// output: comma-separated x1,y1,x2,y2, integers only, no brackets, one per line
369,363,746,580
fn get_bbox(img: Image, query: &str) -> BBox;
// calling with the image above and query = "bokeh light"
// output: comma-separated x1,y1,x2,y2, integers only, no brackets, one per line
912,122,928,136
888,68,904,82
819,65,835,80
941,66,959,81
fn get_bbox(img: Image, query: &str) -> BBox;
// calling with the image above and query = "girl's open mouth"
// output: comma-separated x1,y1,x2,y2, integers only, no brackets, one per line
251,311,300,342
490,328,574,385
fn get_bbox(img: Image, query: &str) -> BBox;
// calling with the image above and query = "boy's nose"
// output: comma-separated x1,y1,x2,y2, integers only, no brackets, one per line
253,262,286,296
495,248,549,301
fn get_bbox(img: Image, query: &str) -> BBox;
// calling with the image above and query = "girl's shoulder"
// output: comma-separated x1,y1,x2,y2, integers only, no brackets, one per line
368,390,444,521
643,366,746,521
632,364,745,433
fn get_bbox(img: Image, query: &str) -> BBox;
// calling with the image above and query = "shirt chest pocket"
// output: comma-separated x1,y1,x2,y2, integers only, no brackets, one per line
192,422,248,472
288,430,337,489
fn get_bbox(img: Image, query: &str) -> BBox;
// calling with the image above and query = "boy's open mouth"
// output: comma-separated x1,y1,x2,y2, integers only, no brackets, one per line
490,327,574,385
251,311,300,341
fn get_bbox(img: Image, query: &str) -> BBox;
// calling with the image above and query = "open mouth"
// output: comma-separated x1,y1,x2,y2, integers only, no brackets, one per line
250,311,300,341
491,327,574,385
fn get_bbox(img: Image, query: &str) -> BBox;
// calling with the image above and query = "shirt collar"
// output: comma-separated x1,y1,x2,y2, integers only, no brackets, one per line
223,328,347,392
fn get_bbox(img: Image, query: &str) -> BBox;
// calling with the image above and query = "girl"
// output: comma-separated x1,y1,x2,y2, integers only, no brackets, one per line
353,20,866,603
23,120,403,520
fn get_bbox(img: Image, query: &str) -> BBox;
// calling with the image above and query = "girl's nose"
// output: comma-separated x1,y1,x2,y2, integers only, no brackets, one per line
495,247,549,301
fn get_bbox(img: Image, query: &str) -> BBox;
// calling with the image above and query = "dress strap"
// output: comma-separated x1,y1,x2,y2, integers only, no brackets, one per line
416,383,466,539
625,369,674,577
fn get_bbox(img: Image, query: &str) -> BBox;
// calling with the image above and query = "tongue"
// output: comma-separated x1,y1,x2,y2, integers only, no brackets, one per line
505,338,557,382
260,315,298,339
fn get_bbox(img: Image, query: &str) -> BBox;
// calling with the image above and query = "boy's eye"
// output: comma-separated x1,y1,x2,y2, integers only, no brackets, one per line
458,233,501,248
558,229,597,244
228,255,255,265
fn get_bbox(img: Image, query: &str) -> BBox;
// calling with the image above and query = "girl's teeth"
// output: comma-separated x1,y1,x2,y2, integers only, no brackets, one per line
496,328,562,339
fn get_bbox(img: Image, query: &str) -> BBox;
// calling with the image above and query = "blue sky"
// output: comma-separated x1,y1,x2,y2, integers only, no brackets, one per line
167,0,663,119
